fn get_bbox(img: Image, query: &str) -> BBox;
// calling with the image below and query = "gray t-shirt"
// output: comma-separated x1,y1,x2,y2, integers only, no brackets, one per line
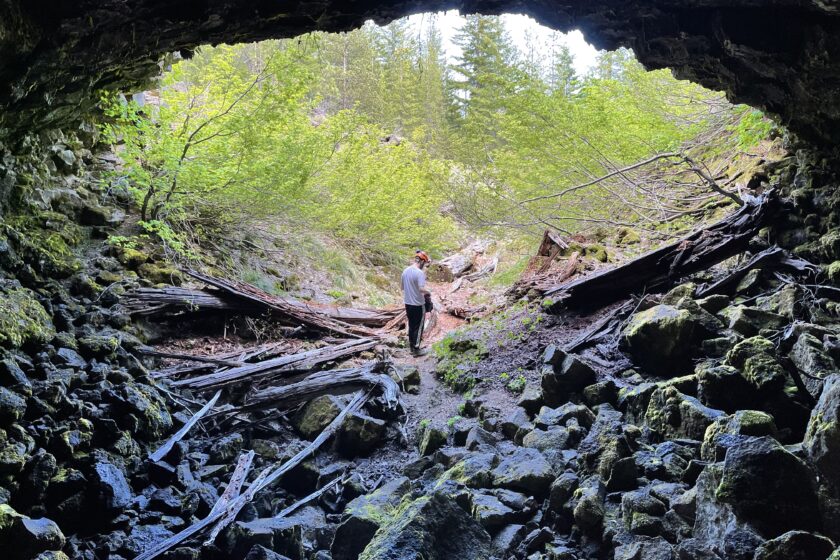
401,266,426,306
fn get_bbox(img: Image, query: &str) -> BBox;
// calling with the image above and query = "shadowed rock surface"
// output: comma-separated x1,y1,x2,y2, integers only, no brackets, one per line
2,1,840,146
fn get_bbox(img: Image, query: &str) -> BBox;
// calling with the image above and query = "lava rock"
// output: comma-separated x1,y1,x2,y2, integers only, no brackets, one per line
540,346,596,406
701,410,777,461
244,545,292,560
7,515,66,560
753,530,835,560
209,433,243,463
293,395,343,440
91,455,133,510
491,448,555,497
331,476,410,560
645,386,724,441
725,336,787,393
717,436,821,537
0,387,26,425
418,423,447,456
620,304,696,376
336,411,386,457
358,492,490,560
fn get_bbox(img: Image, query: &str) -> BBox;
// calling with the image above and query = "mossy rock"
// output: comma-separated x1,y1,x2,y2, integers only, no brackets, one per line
616,227,641,245
826,261,840,285
137,263,182,286
115,247,149,268
584,244,609,263
621,305,695,376
725,336,787,393
4,215,81,277
0,281,55,349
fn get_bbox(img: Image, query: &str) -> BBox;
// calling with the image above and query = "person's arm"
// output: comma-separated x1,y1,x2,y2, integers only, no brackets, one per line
419,272,431,295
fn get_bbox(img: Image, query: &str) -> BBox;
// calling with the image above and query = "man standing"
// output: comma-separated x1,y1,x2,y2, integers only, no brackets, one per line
401,250,431,356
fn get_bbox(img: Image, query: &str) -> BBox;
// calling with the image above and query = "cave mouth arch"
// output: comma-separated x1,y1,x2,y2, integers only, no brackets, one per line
1,1,840,147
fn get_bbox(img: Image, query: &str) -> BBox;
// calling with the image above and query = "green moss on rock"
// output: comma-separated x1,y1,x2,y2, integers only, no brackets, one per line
0,282,54,348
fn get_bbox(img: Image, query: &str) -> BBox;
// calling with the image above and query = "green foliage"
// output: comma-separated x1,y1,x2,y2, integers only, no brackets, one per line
100,15,773,286
101,38,460,267
432,332,488,392
731,108,776,150
506,374,527,394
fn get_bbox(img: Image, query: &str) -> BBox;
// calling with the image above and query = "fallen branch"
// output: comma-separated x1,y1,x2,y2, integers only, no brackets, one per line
274,474,345,519
696,246,818,298
149,390,222,463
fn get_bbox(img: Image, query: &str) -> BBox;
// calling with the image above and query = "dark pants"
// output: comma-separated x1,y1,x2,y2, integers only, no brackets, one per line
405,304,425,349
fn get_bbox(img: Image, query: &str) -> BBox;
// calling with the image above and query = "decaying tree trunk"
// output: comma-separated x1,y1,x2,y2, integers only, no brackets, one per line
544,191,780,311
170,337,380,391
237,362,400,413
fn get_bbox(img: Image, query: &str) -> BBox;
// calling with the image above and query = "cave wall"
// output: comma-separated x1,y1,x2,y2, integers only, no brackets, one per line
2,1,840,147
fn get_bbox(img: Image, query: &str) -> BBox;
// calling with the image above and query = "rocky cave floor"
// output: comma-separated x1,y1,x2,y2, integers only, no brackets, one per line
0,129,839,560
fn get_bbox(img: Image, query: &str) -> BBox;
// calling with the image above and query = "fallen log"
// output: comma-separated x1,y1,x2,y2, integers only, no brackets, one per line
239,362,400,413
544,191,780,311
149,390,222,462
139,347,244,368
171,338,380,391
186,270,379,338
136,391,370,560
124,283,401,331
151,341,291,380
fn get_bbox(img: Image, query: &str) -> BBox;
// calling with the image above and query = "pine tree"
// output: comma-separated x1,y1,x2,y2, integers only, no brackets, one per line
450,15,519,156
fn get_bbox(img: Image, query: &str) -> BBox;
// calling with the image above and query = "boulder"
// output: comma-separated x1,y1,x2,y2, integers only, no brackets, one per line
293,395,342,440
490,524,525,558
244,545,292,560
720,305,787,336
522,427,570,452
805,374,840,489
725,337,787,393
0,387,26,425
791,333,836,392
620,305,696,376
645,386,725,441
572,476,606,536
753,531,835,560
696,363,756,412
237,506,328,559
8,516,66,560
418,423,447,456
470,491,517,529
209,433,243,463
500,407,532,442
540,346,596,406
336,411,386,457
614,536,675,560
331,477,410,560
91,455,133,511
358,492,491,560
439,452,498,488
534,403,595,430
693,463,765,560
491,448,555,497
716,436,821,537
701,410,777,461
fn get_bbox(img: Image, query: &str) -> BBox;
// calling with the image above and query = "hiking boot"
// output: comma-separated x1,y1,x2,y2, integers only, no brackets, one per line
411,347,429,357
